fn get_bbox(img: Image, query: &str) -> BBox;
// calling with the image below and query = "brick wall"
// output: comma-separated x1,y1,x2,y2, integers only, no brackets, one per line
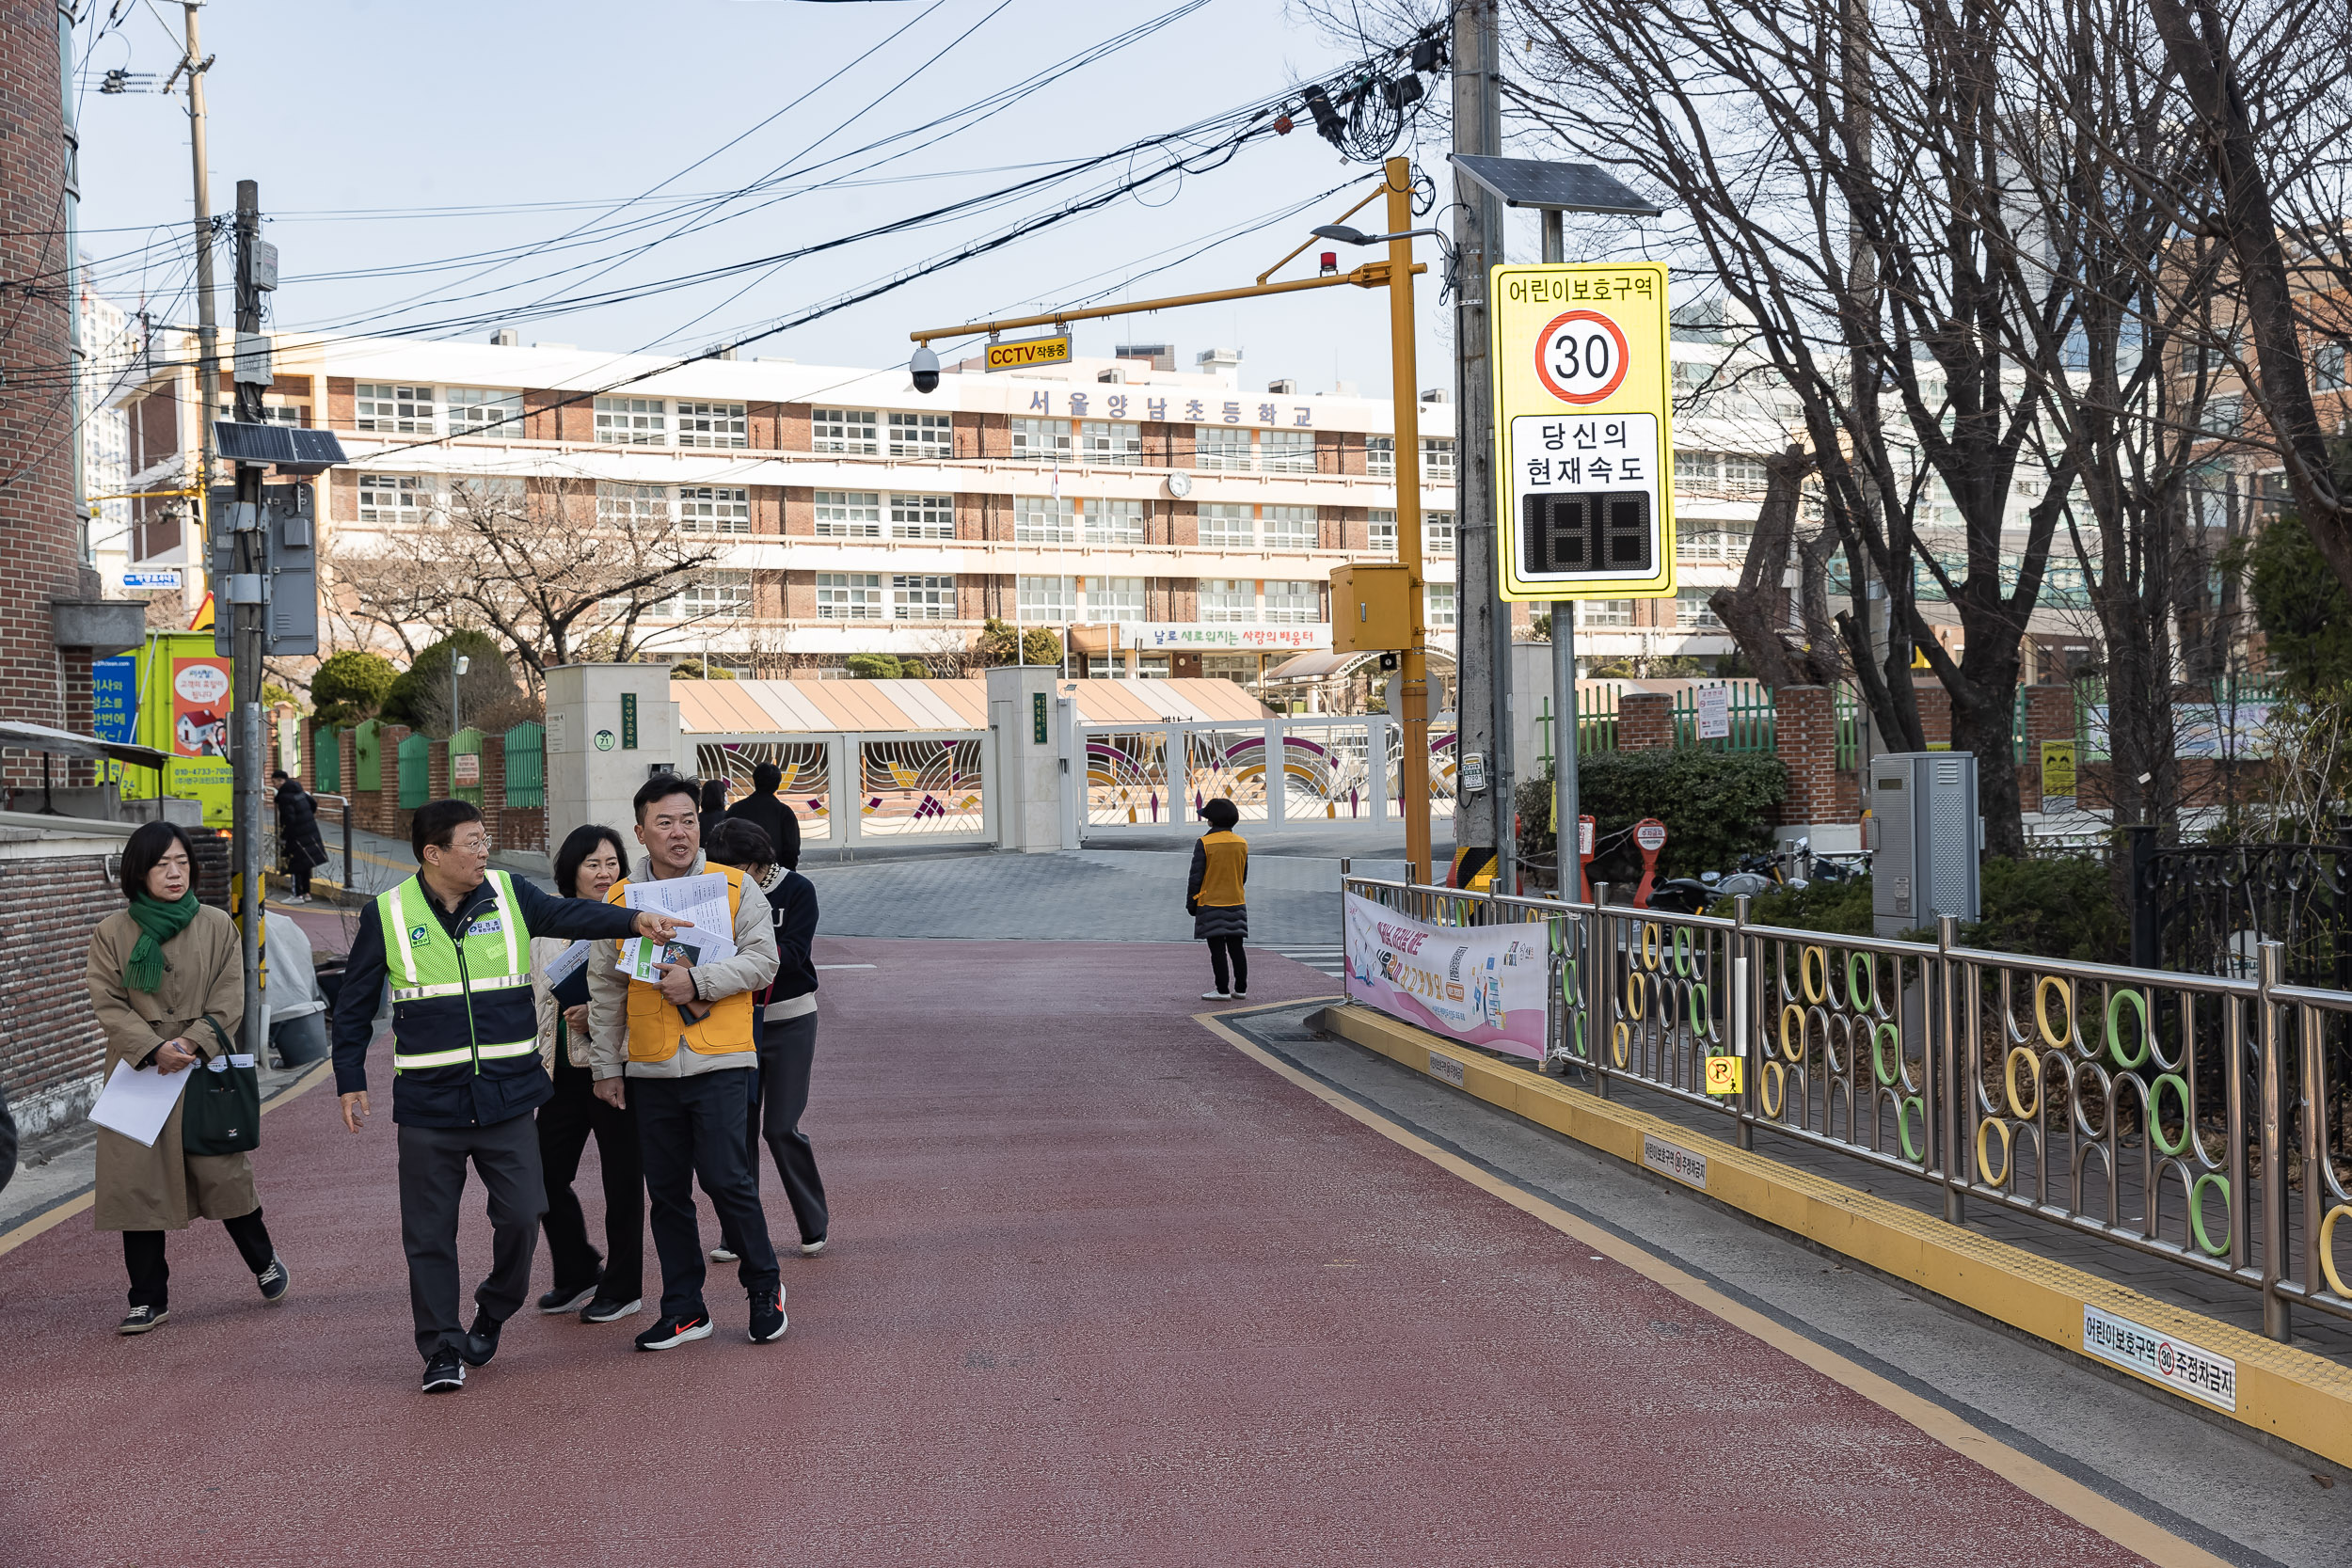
0,847,119,1136
1620,691,1675,751
1913,684,1953,746
1772,686,1843,825
2021,682,2073,812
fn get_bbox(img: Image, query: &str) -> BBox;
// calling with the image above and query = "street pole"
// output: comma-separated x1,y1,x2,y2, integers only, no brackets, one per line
1543,208,1581,899
1387,156,1436,884
1452,0,1505,891
230,178,264,1062
181,3,217,580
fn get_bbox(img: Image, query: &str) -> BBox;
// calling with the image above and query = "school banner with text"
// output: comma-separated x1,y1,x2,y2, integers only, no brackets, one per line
1342,892,1550,1061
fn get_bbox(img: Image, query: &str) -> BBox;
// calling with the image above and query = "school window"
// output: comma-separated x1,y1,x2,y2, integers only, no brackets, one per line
1367,435,1395,477
1199,502,1252,548
891,574,957,621
1085,498,1144,546
1263,579,1317,624
357,473,432,524
1194,425,1252,471
1015,495,1076,545
675,401,747,449
677,485,751,533
815,490,882,539
595,396,667,445
1009,418,1071,461
1674,451,1716,488
1722,452,1767,491
1421,436,1455,480
674,571,752,619
1423,512,1455,557
1424,581,1457,628
259,400,309,426
889,493,955,540
1088,576,1146,623
1079,420,1141,466
1579,599,1633,628
1259,429,1316,475
812,407,878,454
1018,574,1075,622
443,387,520,437
355,384,434,435
1676,589,1724,629
1368,508,1396,553
1262,505,1314,550
596,482,668,527
887,411,951,459
2318,341,2349,392
1200,578,1255,623
816,572,883,620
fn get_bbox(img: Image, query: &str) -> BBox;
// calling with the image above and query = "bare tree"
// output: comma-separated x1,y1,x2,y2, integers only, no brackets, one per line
1708,446,1848,688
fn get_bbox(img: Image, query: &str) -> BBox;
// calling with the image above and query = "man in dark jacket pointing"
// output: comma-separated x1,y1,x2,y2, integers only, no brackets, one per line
330,799,675,1394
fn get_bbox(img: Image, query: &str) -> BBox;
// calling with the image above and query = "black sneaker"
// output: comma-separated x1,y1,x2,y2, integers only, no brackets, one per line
633,1312,713,1352
460,1310,503,1368
421,1352,466,1394
256,1256,291,1304
580,1294,643,1324
117,1305,168,1336
749,1285,788,1344
537,1279,599,1315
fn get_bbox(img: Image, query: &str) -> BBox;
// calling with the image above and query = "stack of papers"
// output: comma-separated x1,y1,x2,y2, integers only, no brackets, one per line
618,873,737,982
87,1060,192,1148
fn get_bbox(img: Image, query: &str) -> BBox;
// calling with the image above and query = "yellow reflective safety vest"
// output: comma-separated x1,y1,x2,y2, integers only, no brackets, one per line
608,864,755,1063
376,870,538,1075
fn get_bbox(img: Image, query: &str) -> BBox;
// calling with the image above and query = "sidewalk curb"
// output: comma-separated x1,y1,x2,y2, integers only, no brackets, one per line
1312,1000,2352,1472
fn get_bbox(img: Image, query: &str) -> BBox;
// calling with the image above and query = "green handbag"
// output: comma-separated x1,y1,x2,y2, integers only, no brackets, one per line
181,1016,261,1156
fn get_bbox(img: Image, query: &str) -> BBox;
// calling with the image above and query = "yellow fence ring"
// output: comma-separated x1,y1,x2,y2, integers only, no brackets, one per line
1641,923,1662,971
1612,1020,1630,1068
1802,945,1828,1005
2036,974,2073,1050
2189,1173,2233,1259
1623,971,1647,1020
2005,1045,2042,1121
2106,987,2151,1070
1847,950,1875,1013
1780,1003,1807,1064
1976,1117,2012,1186
1762,1060,1788,1118
2321,1205,2352,1299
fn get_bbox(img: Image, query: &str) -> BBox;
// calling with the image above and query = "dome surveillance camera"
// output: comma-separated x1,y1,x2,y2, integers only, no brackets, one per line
911,343,940,394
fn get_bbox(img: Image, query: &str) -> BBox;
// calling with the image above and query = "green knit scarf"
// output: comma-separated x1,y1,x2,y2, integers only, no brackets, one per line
124,891,199,994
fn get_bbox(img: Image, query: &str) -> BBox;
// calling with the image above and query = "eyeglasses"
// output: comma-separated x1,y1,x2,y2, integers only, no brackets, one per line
444,835,491,854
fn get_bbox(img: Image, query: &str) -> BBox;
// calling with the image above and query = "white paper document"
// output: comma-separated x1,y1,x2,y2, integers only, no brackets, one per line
620,926,737,984
623,872,731,936
87,1058,193,1148
543,939,593,990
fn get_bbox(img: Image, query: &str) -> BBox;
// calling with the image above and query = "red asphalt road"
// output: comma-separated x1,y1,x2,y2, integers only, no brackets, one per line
4,939,2149,1568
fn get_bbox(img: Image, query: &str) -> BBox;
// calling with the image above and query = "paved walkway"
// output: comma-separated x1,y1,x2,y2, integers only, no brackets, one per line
3,937,2203,1566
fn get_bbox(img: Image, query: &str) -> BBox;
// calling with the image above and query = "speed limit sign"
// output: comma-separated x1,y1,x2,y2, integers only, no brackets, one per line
1490,262,1676,601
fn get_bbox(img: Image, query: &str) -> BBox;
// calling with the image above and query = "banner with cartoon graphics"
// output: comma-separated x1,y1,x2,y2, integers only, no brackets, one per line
1343,892,1550,1060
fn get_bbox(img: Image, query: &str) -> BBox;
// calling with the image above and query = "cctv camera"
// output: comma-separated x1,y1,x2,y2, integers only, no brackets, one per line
911,343,940,394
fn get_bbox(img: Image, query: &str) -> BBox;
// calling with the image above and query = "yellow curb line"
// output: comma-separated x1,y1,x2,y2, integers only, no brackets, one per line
1312,1000,2352,1473
1197,1007,2233,1568
0,1059,334,1260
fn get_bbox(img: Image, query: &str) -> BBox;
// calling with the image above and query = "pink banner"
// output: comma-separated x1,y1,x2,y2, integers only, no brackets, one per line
1342,893,1550,1061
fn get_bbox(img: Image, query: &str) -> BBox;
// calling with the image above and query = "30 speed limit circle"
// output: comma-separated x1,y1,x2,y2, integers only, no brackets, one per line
1534,309,1630,404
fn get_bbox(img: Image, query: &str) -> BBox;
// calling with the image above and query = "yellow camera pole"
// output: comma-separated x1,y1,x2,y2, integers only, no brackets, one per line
909,155,1438,880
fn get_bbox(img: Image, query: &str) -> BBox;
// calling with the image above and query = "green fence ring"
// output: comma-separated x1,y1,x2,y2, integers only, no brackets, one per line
1687,981,1710,1037
1871,1021,1903,1086
1898,1096,1927,1163
2150,1073,2192,1157
2188,1172,2232,1258
1672,924,1694,977
2106,987,2151,1070
1847,949,1874,1012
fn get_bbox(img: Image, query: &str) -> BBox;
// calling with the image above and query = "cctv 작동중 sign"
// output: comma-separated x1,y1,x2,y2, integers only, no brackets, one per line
983,332,1073,372
1490,262,1677,602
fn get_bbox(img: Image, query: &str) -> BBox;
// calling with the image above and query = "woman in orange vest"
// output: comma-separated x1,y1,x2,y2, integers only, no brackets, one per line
1187,797,1249,1001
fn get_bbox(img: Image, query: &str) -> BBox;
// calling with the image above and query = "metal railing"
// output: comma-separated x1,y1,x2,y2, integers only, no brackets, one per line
1339,872,2352,1343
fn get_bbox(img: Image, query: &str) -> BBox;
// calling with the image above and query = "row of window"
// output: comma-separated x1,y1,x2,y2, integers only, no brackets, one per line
1571,591,1724,630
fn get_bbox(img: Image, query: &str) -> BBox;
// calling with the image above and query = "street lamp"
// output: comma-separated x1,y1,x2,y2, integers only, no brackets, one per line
451,654,469,737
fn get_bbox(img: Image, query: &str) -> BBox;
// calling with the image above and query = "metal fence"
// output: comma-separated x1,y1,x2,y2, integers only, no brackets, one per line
1073,716,1454,837
1670,680,1777,752
1341,872,2352,1343
692,732,990,847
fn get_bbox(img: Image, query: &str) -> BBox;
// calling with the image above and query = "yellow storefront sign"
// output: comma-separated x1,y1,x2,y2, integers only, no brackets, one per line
983,332,1073,372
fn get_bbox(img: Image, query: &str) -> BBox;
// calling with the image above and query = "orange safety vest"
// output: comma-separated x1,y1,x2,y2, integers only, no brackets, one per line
607,864,756,1063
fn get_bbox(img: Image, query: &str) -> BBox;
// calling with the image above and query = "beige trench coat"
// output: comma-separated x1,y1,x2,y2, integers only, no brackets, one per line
84,905,260,1231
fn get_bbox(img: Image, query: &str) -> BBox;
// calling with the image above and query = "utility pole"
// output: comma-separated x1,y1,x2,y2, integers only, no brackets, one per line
230,178,265,1062
179,3,217,574
1451,0,1506,890
1544,210,1581,898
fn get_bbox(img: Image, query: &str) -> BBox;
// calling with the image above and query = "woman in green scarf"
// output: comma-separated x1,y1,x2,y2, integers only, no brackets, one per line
83,821,290,1335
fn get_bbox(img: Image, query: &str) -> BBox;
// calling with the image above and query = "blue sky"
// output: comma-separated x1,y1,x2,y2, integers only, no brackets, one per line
66,0,1555,397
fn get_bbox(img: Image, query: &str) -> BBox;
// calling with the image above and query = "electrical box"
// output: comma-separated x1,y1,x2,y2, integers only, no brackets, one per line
1330,562,1414,652
1867,751,1982,937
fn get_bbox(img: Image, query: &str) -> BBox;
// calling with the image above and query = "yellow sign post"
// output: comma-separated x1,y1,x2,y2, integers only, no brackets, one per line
1490,262,1676,601
982,332,1073,372
2041,739,2078,801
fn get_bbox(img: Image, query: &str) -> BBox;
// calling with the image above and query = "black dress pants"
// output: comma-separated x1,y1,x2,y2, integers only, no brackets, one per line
636,1069,779,1321
1207,935,1248,994
397,1114,545,1361
536,1053,644,1302
721,1013,829,1252
122,1207,274,1310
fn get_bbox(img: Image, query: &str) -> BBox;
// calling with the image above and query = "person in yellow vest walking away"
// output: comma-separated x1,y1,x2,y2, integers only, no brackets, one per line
587,775,783,1352
1188,797,1250,1001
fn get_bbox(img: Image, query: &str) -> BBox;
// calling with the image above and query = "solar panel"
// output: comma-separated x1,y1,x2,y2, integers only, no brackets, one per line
1448,155,1662,216
212,420,349,474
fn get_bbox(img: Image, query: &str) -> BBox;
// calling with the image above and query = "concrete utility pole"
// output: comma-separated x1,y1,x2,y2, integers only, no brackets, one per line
1544,210,1580,897
1452,0,1506,889
180,3,216,552
231,178,264,1061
